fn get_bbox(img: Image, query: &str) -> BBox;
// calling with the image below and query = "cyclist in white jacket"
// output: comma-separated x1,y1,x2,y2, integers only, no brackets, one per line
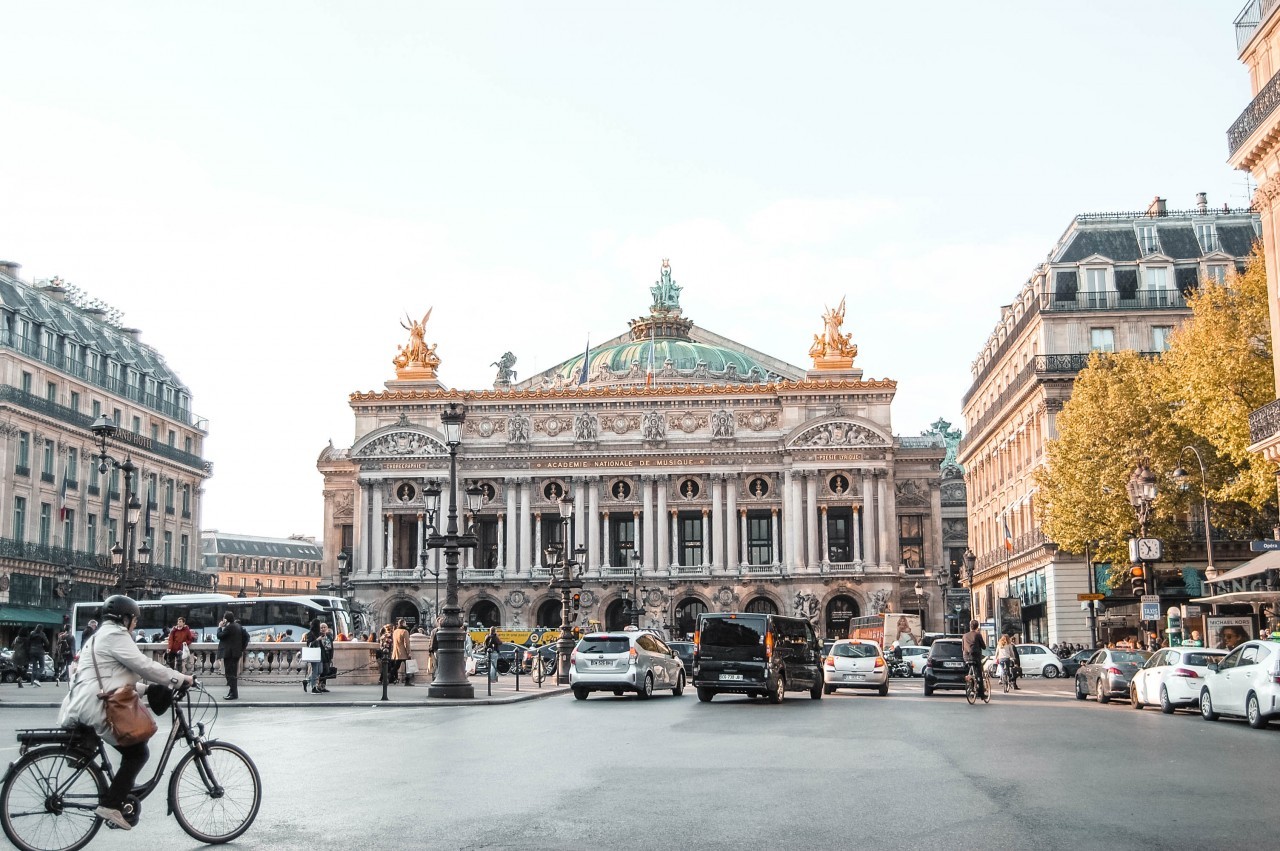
57,595,193,831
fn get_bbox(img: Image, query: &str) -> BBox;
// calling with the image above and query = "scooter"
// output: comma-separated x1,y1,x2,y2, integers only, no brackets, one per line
886,656,912,678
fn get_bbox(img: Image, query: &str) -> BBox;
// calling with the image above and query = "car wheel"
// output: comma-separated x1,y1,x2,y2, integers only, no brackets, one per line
672,672,685,697
923,683,934,696
1159,686,1174,715
1096,679,1110,704
767,673,785,704
573,687,588,701
1247,693,1269,729
697,687,715,703
636,674,654,700
0,671,14,684
878,682,889,697
810,676,823,700
823,684,835,695
1074,677,1086,701
1043,665,1060,679
1200,689,1219,721
1130,685,1143,709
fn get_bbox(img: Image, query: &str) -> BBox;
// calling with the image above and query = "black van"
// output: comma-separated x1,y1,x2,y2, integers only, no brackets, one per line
694,612,823,703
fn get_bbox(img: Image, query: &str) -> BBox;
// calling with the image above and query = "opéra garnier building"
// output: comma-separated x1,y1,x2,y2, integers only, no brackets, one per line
318,262,965,639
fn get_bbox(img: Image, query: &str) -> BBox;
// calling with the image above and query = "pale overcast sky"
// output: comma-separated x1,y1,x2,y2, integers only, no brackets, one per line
0,2,1255,540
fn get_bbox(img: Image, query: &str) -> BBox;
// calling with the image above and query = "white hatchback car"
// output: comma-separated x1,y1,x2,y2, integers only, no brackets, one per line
1131,646,1227,713
570,631,686,700
1199,639,1280,729
1013,644,1065,678
823,639,889,696
900,645,929,676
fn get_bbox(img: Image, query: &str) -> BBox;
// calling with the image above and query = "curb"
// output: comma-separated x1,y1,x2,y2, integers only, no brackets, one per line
0,686,571,710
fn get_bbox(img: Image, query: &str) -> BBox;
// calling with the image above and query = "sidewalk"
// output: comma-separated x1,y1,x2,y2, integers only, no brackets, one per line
0,676,569,709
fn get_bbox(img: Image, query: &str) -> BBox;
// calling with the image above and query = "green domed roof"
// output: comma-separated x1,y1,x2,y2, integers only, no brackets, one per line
557,338,774,384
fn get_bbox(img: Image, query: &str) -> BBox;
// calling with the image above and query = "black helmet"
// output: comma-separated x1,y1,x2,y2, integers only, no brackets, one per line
101,595,140,623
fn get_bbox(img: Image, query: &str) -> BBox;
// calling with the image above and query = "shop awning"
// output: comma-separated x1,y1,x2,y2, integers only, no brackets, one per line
1191,590,1280,606
0,606,66,627
1204,550,1280,585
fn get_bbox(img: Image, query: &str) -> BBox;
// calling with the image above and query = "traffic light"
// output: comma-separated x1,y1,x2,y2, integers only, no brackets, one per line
572,593,581,611
1130,565,1146,597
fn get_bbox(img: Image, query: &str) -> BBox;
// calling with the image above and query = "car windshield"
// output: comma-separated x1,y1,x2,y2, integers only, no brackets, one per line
1111,652,1146,665
700,617,765,647
931,642,962,660
578,637,629,654
833,643,878,658
670,644,694,658
1183,652,1225,667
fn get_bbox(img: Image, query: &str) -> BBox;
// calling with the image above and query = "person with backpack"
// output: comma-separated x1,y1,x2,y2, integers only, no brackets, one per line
11,629,33,688
216,610,248,700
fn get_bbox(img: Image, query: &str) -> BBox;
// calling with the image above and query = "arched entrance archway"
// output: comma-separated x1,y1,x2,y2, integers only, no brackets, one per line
468,600,501,628
604,599,630,630
674,598,707,639
387,599,421,631
825,595,860,639
745,597,777,615
535,600,562,628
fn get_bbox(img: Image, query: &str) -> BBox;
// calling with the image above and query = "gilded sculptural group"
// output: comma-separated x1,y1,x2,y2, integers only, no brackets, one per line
808,296,859,368
393,309,441,378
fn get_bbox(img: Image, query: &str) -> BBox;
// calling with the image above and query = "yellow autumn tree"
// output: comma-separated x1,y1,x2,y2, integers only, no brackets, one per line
1160,247,1276,517
1035,351,1196,577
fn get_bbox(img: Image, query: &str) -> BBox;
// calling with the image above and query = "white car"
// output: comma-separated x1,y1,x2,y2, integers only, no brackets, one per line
1014,643,1064,678
1130,646,1227,713
823,639,889,696
570,631,685,700
900,645,929,676
1199,639,1280,729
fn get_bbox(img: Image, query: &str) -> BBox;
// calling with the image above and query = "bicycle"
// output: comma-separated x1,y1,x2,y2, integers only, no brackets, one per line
964,665,990,705
0,682,261,851
999,662,1017,694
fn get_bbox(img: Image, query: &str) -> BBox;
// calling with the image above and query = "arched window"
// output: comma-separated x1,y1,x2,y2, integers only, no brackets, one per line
745,597,777,615
674,598,706,639
467,600,501,628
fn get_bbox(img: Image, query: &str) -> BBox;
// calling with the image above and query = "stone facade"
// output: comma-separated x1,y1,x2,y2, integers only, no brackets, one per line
319,264,959,640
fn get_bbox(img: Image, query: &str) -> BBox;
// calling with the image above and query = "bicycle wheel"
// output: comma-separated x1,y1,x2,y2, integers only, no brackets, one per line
965,677,977,705
1,748,106,851
169,742,261,844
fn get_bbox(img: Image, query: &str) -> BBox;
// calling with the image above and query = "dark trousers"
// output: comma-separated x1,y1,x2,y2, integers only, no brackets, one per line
224,654,241,697
103,741,149,811
966,660,987,698
388,659,404,682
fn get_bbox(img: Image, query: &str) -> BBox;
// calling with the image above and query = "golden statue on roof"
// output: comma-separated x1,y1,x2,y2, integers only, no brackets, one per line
809,297,858,369
393,309,441,379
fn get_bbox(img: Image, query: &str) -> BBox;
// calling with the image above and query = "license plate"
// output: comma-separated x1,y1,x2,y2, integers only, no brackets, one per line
590,659,612,666
844,674,865,681
944,661,964,668
719,673,744,681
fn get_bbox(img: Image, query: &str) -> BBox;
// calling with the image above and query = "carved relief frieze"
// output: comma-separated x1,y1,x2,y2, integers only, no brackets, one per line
737,411,778,432
604,413,639,435
668,412,708,434
942,518,967,543
354,431,446,458
895,479,929,506
508,415,531,444
534,416,571,437
464,418,507,439
330,490,354,521
791,421,888,448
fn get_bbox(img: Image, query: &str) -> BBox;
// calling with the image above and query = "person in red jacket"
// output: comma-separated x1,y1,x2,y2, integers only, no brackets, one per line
165,616,196,671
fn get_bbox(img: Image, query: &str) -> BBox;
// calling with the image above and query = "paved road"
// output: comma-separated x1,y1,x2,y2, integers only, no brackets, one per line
0,675,1272,850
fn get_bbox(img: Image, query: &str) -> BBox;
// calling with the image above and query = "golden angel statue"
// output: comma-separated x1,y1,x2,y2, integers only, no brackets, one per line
808,296,858,365
393,308,441,375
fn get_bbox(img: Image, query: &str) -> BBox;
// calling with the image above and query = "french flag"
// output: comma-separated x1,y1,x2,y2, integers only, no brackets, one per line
1003,519,1013,552
58,475,69,522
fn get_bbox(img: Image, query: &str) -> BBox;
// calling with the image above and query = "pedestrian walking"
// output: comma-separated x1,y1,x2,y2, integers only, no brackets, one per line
378,624,394,682
27,626,49,682
427,617,442,678
216,610,248,700
483,626,501,682
390,618,410,684
54,625,74,683
80,618,98,651
312,623,334,694
12,629,35,688
164,616,196,671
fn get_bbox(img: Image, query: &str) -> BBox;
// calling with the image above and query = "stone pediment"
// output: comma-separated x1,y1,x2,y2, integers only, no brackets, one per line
352,428,447,459
787,419,890,449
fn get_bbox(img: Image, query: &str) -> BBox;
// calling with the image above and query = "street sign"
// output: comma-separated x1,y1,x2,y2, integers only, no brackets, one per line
1077,593,1105,601
1183,605,1202,617
1141,601,1160,621
1141,594,1160,604
1250,539,1280,552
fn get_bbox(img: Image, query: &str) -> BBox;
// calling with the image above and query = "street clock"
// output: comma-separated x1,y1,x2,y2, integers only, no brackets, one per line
1128,537,1163,563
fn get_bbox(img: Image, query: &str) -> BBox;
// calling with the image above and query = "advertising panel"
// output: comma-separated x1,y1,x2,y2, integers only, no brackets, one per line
1205,615,1255,651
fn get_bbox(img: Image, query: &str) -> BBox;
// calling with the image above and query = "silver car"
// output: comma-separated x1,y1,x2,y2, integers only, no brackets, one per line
823,639,889,696
570,630,686,700
1075,648,1149,703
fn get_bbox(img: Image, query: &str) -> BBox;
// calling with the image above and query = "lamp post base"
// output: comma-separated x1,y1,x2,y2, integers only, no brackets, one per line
427,682,475,699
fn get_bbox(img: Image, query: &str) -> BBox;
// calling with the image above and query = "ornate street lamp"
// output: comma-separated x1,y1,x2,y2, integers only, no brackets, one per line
628,551,642,627
422,480,443,619
962,548,976,624
547,492,585,685
1126,463,1158,538
426,403,479,699
91,415,147,597
1172,447,1217,580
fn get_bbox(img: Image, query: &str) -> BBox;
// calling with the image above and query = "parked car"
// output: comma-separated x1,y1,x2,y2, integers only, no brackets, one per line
570,631,685,700
1074,648,1149,703
1015,644,1064,678
900,645,929,676
1198,639,1280,729
1062,649,1093,678
694,612,824,703
823,639,889,696
0,651,56,683
1131,646,1227,713
668,640,697,678
922,638,969,696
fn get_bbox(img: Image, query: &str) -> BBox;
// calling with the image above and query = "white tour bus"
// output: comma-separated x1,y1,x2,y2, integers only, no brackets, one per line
69,593,354,650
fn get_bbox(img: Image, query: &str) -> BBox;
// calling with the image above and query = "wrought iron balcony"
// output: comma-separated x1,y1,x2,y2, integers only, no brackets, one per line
1235,0,1280,52
1249,396,1280,445
1041,289,1187,312
1229,64,1280,158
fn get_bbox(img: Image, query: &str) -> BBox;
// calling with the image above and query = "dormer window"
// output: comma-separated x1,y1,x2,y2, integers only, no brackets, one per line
1084,267,1109,308
1194,222,1220,253
1136,224,1159,255
1206,263,1228,284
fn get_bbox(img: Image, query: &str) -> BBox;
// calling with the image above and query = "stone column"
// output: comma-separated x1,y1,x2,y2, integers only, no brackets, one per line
878,473,894,568
496,513,506,569
642,477,655,569
805,474,819,570
371,484,385,572
930,482,943,571
701,509,711,569
602,511,612,568
384,513,394,572
852,506,862,563
771,509,780,567
587,477,601,573
417,513,425,573
711,475,724,571
534,512,543,570
354,480,368,573
519,479,532,572
572,478,586,563
738,509,748,566
726,476,739,569
820,506,829,567
861,471,877,567
655,476,668,571
670,510,678,569
782,469,795,570
505,480,518,572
